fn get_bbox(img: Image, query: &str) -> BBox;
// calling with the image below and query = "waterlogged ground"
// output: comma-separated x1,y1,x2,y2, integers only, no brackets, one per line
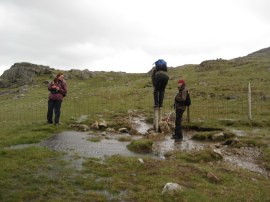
40,131,144,158
6,116,269,176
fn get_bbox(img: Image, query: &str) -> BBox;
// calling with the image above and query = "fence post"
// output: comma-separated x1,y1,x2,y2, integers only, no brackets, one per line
248,82,252,120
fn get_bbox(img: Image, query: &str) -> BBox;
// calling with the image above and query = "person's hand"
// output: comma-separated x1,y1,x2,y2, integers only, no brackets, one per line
52,85,59,90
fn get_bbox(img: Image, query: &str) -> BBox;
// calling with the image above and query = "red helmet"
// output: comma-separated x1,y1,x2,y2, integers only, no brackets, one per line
178,79,185,85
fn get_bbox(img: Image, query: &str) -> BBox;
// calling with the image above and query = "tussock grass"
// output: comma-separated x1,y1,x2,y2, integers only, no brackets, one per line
88,137,102,142
118,136,132,142
127,139,153,153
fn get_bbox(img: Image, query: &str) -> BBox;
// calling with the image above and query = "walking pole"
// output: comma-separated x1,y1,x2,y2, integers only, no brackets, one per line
166,105,174,123
187,106,190,123
166,111,172,123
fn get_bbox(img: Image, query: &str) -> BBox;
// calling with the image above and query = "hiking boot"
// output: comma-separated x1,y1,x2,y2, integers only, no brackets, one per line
174,138,183,142
171,134,183,140
171,134,177,139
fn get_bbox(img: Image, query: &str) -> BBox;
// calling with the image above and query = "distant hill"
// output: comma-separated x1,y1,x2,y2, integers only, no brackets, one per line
247,46,270,57
1,46,270,88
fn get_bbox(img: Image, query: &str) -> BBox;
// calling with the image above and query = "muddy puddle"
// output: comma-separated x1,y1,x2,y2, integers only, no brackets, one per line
40,131,147,158
152,131,212,158
5,116,269,176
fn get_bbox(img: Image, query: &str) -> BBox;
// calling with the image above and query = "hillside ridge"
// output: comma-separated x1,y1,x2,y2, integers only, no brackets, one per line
1,46,270,87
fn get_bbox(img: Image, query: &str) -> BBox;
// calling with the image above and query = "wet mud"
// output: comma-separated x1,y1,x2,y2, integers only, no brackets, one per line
5,116,269,176
40,131,146,158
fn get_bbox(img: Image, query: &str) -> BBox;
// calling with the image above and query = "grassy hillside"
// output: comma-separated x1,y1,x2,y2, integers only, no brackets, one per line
0,47,270,201
1,54,269,126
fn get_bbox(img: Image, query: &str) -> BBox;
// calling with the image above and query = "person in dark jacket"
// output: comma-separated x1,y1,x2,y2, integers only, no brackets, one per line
47,73,67,125
151,59,169,108
172,79,187,140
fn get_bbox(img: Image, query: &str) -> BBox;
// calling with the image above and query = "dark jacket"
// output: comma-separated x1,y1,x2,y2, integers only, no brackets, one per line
151,67,169,87
48,79,67,101
174,86,187,110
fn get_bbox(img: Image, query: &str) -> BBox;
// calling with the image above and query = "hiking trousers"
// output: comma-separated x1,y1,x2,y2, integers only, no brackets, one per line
47,99,62,124
153,73,169,108
174,108,185,138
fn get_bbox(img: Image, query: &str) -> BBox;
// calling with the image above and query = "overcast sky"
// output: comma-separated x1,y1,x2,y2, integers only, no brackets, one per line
0,0,270,75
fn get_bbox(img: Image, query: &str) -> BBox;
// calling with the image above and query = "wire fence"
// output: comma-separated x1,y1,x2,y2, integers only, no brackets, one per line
0,87,269,125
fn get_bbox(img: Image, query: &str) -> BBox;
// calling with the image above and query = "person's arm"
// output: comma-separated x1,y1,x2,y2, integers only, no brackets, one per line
59,82,67,96
48,81,57,91
175,89,187,103
151,68,156,86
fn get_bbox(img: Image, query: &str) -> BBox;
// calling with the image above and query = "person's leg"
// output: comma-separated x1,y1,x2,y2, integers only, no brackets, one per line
47,99,54,124
158,91,165,107
174,108,184,139
153,91,159,108
156,76,168,108
54,100,62,125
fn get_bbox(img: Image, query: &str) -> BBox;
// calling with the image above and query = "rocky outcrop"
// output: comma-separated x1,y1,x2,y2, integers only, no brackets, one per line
196,59,229,71
0,62,52,87
67,69,93,80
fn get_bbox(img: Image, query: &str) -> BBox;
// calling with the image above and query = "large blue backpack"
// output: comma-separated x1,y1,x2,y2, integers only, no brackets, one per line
155,59,167,71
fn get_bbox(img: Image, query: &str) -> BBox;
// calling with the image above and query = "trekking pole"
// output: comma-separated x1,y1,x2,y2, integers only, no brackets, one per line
166,104,174,123
187,106,190,123
166,111,172,123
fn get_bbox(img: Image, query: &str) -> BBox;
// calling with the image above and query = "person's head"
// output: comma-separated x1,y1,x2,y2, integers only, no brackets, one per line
56,72,64,81
178,79,185,89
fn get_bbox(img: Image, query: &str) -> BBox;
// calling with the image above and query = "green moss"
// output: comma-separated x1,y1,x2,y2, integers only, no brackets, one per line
118,136,132,142
127,139,153,153
87,137,102,142
169,149,223,163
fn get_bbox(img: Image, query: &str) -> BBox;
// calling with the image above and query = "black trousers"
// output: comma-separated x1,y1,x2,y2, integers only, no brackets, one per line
153,74,169,108
153,91,165,108
174,108,185,138
47,99,62,124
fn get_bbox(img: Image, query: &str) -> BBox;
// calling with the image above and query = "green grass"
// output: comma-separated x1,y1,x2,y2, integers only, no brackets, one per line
127,139,153,153
0,122,65,147
0,49,270,201
88,137,102,142
80,154,270,201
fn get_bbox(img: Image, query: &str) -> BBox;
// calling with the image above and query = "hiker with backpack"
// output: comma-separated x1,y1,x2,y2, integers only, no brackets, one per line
171,79,190,140
151,59,169,108
47,72,67,125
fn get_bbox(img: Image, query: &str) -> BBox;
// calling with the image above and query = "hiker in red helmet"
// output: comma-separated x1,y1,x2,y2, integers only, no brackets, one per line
171,79,188,140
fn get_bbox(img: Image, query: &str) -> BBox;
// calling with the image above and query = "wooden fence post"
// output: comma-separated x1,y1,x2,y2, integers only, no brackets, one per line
187,106,190,123
248,82,252,120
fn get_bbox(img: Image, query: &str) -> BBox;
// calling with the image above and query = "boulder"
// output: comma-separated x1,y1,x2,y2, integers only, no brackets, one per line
119,128,129,133
162,182,182,195
1,62,52,87
98,120,108,129
91,121,99,130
